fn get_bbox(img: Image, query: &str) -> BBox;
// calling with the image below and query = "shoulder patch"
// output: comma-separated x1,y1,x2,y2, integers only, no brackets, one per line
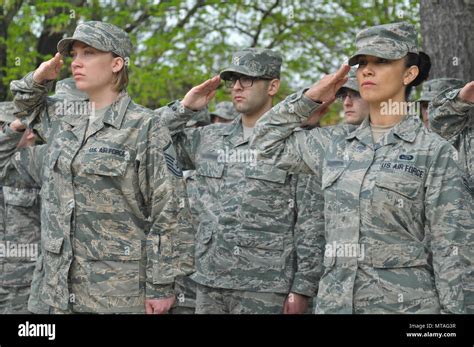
163,141,183,177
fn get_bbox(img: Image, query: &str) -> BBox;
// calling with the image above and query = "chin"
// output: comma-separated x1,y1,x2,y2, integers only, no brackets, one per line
74,81,88,92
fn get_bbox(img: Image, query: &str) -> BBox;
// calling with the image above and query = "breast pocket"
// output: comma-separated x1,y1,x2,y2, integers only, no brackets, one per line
243,163,293,230
373,173,424,231
3,187,39,207
80,155,128,177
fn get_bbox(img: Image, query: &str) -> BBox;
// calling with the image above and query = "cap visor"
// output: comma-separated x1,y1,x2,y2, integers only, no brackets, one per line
57,37,109,57
220,65,262,80
348,46,407,66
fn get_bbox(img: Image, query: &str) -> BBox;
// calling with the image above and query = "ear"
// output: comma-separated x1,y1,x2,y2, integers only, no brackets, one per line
111,56,125,73
267,79,281,96
403,65,419,86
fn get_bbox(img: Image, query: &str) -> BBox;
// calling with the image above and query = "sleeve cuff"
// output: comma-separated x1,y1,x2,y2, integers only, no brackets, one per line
167,100,199,119
290,274,318,297
285,89,322,119
146,282,175,299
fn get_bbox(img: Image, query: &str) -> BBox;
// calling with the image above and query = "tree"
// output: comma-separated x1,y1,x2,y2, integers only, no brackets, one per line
1,0,420,125
420,0,474,81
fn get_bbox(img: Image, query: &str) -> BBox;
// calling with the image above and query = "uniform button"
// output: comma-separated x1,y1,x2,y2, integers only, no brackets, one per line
288,199,295,209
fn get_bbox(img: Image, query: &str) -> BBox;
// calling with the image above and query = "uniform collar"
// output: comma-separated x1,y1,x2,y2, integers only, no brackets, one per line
346,114,420,146
62,91,131,129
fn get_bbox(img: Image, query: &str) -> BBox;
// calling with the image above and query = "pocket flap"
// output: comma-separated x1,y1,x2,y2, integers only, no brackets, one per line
375,177,421,199
369,243,429,268
230,232,284,251
44,237,64,254
196,161,225,178
3,187,39,207
321,167,345,190
80,156,128,177
88,239,142,261
245,163,287,184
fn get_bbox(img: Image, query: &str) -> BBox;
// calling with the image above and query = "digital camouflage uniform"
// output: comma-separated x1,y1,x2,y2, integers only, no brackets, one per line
429,85,474,313
157,48,323,314
0,102,42,314
169,110,212,315
210,101,240,122
28,78,87,314
0,21,194,313
251,22,471,314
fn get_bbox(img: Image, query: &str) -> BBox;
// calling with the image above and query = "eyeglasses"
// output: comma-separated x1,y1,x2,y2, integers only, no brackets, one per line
224,75,269,89
336,91,361,101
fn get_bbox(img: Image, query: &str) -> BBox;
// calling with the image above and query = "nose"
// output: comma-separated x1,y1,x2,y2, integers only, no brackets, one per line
232,79,244,91
361,63,374,77
71,55,82,69
343,95,353,106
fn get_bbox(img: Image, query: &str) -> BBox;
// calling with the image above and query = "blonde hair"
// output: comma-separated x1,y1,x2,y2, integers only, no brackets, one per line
112,53,129,92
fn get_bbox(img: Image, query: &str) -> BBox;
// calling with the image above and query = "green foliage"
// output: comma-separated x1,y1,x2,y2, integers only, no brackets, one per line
1,0,420,120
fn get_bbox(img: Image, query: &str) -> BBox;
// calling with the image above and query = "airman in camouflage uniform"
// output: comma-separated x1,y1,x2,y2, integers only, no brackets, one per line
428,81,474,313
27,78,87,314
418,78,465,128
0,102,41,314
157,48,323,314
335,67,369,126
250,22,471,313
0,21,194,314
210,101,239,124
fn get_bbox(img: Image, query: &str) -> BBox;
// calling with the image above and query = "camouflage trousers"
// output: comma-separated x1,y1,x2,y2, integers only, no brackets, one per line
0,286,31,314
195,283,286,314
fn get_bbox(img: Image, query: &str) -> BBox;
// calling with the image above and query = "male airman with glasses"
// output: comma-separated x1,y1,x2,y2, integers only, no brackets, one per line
157,48,323,314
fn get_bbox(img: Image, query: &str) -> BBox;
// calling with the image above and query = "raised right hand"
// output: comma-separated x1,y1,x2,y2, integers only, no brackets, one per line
181,75,221,111
33,52,63,84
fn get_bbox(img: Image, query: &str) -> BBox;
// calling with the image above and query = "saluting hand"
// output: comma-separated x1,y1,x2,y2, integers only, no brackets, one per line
181,75,221,111
304,64,350,103
33,52,63,84
459,81,474,103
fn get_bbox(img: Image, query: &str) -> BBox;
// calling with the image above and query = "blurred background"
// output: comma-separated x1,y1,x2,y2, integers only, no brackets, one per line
1,0,472,124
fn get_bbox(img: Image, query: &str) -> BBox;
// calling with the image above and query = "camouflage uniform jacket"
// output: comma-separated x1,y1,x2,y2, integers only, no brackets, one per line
157,103,324,297
429,87,473,193
0,186,40,288
0,72,194,313
251,90,470,313
429,87,474,313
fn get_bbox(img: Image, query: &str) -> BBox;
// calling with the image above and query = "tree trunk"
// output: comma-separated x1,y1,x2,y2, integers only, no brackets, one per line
420,0,474,81
0,6,8,101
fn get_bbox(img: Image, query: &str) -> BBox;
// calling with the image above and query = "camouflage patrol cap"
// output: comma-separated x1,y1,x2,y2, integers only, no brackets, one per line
57,21,132,59
54,77,88,100
349,22,419,66
210,101,239,121
418,78,465,102
220,48,282,80
186,108,211,127
336,67,359,97
0,101,15,124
